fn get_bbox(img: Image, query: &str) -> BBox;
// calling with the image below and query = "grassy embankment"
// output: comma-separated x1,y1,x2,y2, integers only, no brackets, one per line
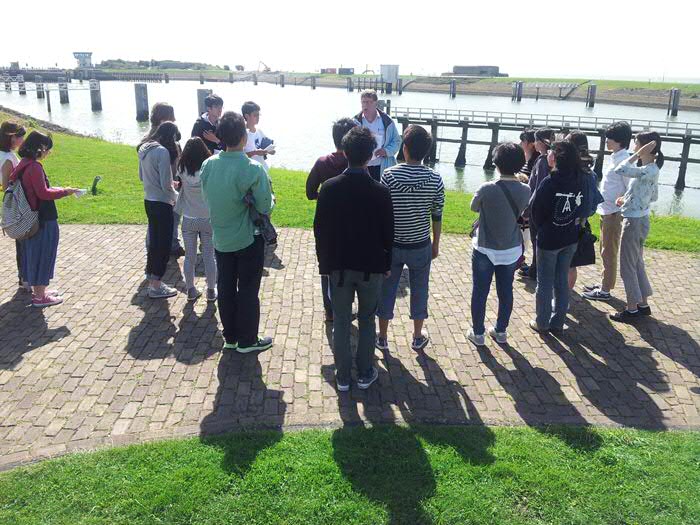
1,426,699,524
2,111,699,253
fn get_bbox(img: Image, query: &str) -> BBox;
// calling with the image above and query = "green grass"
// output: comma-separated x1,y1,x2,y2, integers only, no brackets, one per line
3,112,700,252
480,77,700,94
0,426,698,524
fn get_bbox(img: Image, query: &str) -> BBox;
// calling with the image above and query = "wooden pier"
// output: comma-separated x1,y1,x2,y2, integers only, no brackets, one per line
390,106,700,189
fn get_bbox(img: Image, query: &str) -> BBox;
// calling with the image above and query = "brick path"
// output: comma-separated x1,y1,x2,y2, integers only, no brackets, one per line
1,225,699,469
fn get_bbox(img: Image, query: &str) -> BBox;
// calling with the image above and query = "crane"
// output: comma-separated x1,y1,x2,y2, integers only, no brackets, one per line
258,61,271,73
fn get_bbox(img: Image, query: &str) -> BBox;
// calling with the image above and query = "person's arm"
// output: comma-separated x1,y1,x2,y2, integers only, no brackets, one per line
381,121,401,158
1,159,12,190
530,180,551,228
614,162,652,179
470,184,483,212
251,166,272,214
432,180,445,259
158,149,177,204
306,160,322,200
25,164,74,200
313,185,331,275
191,120,202,138
382,188,394,274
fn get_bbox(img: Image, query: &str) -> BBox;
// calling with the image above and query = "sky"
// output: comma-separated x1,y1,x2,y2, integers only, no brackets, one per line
4,0,699,82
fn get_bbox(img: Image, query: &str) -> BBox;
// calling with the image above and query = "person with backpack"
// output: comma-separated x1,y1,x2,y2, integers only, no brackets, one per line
1,121,28,291
468,143,531,346
9,131,79,307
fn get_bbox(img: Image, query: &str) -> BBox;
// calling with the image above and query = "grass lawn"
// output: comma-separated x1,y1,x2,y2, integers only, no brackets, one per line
477,77,700,94
2,111,700,253
1,425,698,524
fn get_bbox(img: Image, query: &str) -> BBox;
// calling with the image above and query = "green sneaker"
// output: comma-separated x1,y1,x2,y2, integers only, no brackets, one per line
223,341,238,350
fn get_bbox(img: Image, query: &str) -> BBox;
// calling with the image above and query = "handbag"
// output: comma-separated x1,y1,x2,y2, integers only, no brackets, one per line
243,191,278,245
1,165,40,240
571,220,597,268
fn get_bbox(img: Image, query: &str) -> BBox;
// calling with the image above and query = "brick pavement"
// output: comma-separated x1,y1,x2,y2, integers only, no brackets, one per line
1,225,699,469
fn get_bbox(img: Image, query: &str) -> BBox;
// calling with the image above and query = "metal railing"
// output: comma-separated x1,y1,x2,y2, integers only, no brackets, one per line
391,107,700,136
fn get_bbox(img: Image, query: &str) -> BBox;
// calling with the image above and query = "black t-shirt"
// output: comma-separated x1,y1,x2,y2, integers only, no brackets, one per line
531,173,584,250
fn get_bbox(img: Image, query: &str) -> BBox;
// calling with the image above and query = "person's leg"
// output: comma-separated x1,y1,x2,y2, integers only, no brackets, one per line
568,267,577,290
407,244,432,337
15,240,23,285
200,220,218,290
471,250,495,336
619,217,644,309
321,275,333,318
215,249,239,345
377,247,403,339
355,272,383,379
535,246,556,329
181,217,198,290
493,261,517,333
528,222,538,278
635,216,653,304
171,211,183,251
146,201,173,285
330,271,355,385
551,243,577,329
236,236,266,347
599,213,622,293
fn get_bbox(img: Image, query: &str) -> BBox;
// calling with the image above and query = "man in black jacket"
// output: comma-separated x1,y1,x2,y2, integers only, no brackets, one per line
314,127,394,392
191,94,224,152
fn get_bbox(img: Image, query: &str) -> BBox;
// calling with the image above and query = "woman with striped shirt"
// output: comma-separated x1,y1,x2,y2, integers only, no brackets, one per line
375,125,445,352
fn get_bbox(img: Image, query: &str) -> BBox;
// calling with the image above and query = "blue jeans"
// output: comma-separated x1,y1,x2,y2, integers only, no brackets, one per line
330,270,383,384
377,243,432,320
535,243,577,329
471,249,517,335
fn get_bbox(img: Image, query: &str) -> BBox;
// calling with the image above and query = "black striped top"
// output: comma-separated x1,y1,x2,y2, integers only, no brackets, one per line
381,164,445,247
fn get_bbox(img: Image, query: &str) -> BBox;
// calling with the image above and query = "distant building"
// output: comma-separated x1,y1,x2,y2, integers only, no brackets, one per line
320,68,337,74
73,52,93,69
451,65,507,77
380,64,399,85
10,61,19,70
338,68,355,75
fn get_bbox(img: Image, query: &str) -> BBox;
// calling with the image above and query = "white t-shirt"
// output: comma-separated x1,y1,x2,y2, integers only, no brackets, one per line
245,128,271,172
362,113,385,167
0,150,19,189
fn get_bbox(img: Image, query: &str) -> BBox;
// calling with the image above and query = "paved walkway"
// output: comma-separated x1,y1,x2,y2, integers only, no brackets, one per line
1,225,699,469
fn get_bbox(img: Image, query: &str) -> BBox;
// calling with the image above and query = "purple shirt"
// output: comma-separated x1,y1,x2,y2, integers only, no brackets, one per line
306,152,348,200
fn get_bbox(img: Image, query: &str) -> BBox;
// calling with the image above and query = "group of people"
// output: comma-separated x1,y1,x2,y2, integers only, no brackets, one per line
0,88,663,392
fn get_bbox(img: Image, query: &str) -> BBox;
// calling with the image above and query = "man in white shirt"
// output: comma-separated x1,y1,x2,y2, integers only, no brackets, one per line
353,89,401,181
242,101,275,172
583,121,632,301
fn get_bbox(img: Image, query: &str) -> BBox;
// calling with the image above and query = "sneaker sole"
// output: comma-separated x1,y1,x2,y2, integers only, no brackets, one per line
32,300,63,308
149,292,177,299
583,294,610,301
411,339,430,351
357,371,379,390
337,384,350,392
236,342,273,354
488,332,507,345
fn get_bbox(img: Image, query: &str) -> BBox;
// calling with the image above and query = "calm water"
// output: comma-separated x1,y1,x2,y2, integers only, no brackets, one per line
2,80,699,218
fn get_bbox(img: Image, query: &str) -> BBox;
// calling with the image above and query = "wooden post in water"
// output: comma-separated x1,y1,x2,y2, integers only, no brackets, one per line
594,129,606,178
346,77,352,92
535,85,540,101
558,85,563,99
586,84,597,108
197,89,213,115
164,73,170,83
397,78,403,95
667,89,681,117
35,76,45,99
483,122,500,170
199,72,204,85
89,79,102,111
385,82,392,94
18,75,26,95
511,81,517,101
45,88,51,114
280,74,285,87
429,119,439,163
455,122,469,167
58,78,69,104
675,133,692,190
311,76,316,90
450,79,457,99
253,73,258,85
229,72,234,83
135,83,149,122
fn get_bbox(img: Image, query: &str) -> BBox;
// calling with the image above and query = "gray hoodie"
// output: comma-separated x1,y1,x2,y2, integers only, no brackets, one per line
138,142,178,204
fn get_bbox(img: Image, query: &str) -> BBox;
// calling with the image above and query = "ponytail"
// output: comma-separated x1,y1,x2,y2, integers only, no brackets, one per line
655,150,665,168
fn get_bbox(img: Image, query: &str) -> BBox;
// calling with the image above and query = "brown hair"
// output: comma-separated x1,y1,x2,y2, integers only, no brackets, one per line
360,89,378,101
0,121,27,152
150,102,175,129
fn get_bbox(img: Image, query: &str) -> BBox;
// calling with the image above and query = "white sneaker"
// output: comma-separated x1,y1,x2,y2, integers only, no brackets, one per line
148,284,177,299
488,327,507,344
467,329,486,347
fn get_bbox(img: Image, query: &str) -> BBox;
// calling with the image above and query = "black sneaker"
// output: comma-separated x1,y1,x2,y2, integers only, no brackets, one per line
357,367,379,390
237,336,273,353
518,264,530,276
638,305,652,316
583,283,601,292
609,310,641,323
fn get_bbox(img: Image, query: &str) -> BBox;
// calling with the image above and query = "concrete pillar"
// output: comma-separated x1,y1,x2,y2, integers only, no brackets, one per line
45,88,52,114
398,78,403,95
35,76,45,99
385,82,393,94
253,74,258,85
164,73,170,83
199,72,204,85
450,79,457,99
347,77,353,92
536,85,540,101
197,88,213,115
58,78,69,104
229,72,234,83
455,123,469,167
89,79,102,111
483,123,500,170
280,74,285,87
135,83,149,122
429,120,439,163
311,76,316,90
675,133,692,190
18,75,26,95
517,81,524,102
594,130,606,177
